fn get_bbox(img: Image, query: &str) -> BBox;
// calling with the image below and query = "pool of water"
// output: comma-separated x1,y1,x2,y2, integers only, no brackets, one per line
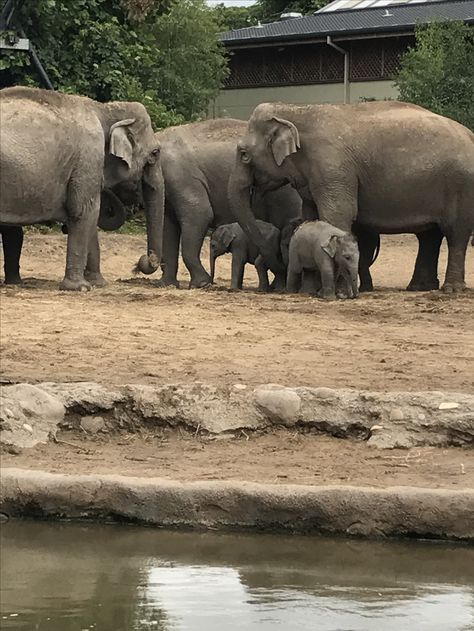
1,521,473,631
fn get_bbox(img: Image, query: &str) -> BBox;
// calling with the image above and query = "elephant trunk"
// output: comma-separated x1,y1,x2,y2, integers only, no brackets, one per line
98,188,127,231
228,156,283,275
210,249,216,284
135,165,165,275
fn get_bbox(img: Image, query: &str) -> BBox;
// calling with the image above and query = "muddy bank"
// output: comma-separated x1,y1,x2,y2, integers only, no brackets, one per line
1,469,473,541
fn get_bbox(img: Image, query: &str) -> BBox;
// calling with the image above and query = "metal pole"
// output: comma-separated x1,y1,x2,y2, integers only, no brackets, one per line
326,35,350,105
20,28,54,90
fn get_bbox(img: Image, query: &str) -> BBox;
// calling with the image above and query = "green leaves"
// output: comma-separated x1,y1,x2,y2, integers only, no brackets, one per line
2,0,228,128
396,21,474,131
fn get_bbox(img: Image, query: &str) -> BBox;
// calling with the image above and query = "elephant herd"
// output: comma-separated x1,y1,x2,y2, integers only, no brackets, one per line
1,86,473,299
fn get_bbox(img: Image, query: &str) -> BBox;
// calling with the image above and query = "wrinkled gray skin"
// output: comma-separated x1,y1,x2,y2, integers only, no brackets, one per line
229,101,474,293
210,220,280,291
147,119,301,289
287,221,360,300
0,87,164,290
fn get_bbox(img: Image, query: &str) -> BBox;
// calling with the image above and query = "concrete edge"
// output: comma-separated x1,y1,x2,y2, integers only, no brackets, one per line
1,468,473,541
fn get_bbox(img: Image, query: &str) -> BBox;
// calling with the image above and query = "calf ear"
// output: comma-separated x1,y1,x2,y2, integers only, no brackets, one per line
109,119,135,168
270,117,300,166
322,235,339,259
214,225,235,251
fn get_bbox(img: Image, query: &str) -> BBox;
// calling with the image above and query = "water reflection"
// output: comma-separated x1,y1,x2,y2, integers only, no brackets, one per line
0,522,473,630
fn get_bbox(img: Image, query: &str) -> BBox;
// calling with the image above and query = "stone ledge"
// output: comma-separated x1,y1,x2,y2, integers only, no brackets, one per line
1,468,473,541
1,381,472,451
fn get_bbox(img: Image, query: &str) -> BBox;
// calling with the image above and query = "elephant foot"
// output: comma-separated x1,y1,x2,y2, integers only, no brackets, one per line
84,271,107,287
359,283,373,293
59,276,92,292
406,278,439,292
441,281,466,294
189,274,212,289
4,275,22,285
318,291,337,301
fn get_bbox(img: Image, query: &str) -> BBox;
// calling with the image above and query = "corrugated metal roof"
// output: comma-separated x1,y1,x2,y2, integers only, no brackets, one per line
220,0,474,45
317,0,447,13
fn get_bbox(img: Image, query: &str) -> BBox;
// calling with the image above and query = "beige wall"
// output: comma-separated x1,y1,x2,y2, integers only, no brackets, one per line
209,81,399,120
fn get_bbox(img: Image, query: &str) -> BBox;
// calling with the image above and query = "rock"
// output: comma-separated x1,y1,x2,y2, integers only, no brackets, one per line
254,385,301,426
389,408,405,421
0,384,64,449
80,416,106,434
439,402,460,410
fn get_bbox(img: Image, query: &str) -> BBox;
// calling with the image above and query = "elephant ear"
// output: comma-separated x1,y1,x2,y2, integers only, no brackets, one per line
215,225,236,252
322,234,339,259
98,188,127,231
270,117,301,167
109,119,135,168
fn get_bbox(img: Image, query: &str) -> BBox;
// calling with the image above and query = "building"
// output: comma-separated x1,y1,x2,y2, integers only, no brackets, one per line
211,0,474,119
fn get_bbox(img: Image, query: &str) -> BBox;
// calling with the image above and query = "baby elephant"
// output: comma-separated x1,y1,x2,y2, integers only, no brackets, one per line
287,221,360,300
210,221,280,291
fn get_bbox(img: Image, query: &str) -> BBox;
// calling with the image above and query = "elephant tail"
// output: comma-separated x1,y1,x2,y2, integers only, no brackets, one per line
370,235,381,266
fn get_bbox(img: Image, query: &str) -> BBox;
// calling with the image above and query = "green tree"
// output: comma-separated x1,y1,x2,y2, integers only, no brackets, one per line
395,20,474,130
213,4,257,31
0,0,228,128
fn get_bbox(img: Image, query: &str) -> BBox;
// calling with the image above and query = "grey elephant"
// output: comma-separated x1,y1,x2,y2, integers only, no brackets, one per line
228,101,474,293
138,119,302,289
209,220,280,291
0,86,164,290
287,221,359,299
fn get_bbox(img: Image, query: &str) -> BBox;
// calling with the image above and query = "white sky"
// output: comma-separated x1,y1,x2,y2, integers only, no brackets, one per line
206,1,257,6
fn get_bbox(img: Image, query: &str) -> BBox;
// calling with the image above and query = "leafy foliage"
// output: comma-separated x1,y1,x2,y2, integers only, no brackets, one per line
395,21,474,131
213,4,258,31
0,0,228,128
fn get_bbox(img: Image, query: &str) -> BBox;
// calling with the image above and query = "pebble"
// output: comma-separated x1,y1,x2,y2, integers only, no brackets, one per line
389,408,404,421
22,423,33,434
80,416,106,434
438,402,459,410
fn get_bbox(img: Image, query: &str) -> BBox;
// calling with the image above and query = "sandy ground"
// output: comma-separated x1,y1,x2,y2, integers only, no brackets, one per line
0,232,473,392
1,232,473,489
2,429,473,489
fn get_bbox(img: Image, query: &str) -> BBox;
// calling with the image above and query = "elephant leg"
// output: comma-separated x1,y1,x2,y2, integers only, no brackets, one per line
269,271,286,292
286,261,302,293
177,194,213,288
84,227,107,287
355,227,378,292
60,194,100,291
302,199,318,221
442,224,470,293
255,256,270,292
319,259,337,300
230,252,246,290
157,211,180,288
2,226,23,284
300,269,320,295
407,227,443,291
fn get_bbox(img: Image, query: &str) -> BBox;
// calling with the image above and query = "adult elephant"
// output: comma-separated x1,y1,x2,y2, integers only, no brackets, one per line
147,118,302,288
228,102,474,293
0,86,164,290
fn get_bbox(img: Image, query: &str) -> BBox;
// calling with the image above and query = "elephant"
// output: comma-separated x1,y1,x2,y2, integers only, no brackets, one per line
209,220,280,291
144,118,302,289
228,101,474,293
0,86,164,290
287,221,360,299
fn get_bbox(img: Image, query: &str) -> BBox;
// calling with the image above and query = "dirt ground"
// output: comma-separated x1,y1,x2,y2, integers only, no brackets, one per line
2,429,473,489
0,232,473,392
1,233,473,490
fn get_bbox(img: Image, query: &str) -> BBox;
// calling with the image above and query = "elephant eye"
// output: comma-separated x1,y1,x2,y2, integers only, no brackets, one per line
240,149,251,164
151,148,160,156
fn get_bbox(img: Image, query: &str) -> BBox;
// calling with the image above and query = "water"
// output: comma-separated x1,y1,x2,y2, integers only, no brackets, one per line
1,522,473,631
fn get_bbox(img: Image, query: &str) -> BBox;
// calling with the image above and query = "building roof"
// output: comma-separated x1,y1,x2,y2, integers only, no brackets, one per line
317,0,447,13
220,0,474,46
